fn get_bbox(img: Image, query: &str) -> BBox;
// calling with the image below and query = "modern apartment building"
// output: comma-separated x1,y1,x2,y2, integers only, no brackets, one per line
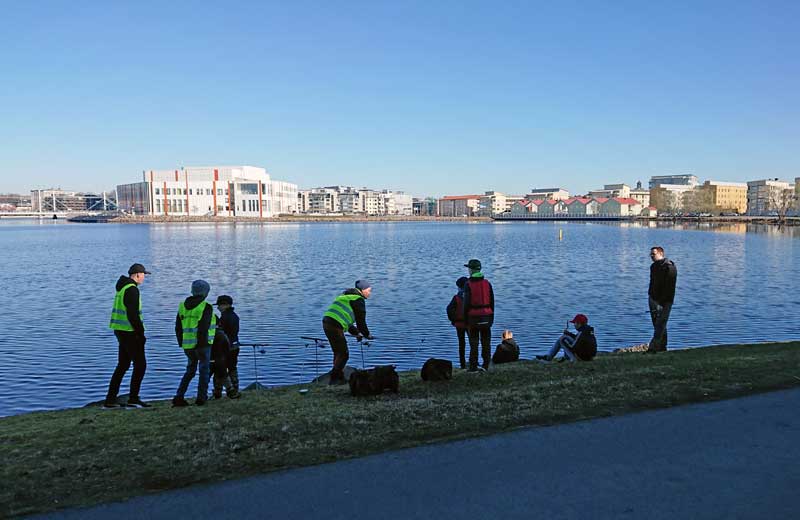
746,179,793,215
478,191,524,216
525,187,570,201
438,195,482,217
589,184,631,199
116,165,298,217
413,197,438,216
649,174,699,189
701,181,748,214
297,186,413,215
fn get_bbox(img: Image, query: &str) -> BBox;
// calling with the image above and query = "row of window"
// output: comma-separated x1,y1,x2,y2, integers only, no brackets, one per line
154,187,229,196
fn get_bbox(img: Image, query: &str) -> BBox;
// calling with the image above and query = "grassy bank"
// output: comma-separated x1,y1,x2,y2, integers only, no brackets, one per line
2,342,799,517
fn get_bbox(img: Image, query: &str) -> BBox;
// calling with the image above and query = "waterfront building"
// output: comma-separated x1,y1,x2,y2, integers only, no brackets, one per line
438,195,482,217
298,188,338,214
699,181,748,214
649,174,699,189
478,191,524,216
525,187,570,201
30,189,114,213
746,179,793,215
509,199,538,216
382,190,413,216
649,184,694,212
117,166,298,217
629,181,651,208
412,197,438,216
600,197,643,216
589,184,631,200
641,206,659,217
537,199,568,216
565,197,593,216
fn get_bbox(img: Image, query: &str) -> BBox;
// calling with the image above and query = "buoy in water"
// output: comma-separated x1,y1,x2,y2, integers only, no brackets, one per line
558,229,563,241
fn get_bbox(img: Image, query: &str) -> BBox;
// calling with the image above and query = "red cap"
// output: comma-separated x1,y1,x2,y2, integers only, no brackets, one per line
569,313,588,324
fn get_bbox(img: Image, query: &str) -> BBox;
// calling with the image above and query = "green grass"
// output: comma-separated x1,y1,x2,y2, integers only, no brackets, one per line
2,341,799,517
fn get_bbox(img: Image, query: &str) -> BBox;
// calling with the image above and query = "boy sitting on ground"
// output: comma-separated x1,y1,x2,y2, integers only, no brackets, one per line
492,330,520,364
537,314,597,362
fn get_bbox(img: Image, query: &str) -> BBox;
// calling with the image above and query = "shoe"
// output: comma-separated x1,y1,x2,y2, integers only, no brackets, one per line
102,400,123,409
195,397,207,406
535,355,551,362
126,397,152,408
227,390,241,399
172,397,190,407
213,391,223,400
467,366,485,373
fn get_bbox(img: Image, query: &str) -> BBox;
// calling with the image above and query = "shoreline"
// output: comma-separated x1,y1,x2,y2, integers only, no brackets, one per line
2,341,799,517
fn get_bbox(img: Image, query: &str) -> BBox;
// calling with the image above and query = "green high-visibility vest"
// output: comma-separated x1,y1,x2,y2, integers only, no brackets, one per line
178,301,217,350
109,283,143,332
323,293,364,330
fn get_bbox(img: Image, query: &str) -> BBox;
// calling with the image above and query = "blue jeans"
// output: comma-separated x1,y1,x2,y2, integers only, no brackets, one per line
175,346,211,400
548,335,578,361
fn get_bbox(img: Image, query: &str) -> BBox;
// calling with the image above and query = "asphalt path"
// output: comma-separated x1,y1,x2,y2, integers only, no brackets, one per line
34,388,800,520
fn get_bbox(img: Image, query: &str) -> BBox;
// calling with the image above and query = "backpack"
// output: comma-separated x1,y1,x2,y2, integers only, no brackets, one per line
349,365,400,396
421,358,453,381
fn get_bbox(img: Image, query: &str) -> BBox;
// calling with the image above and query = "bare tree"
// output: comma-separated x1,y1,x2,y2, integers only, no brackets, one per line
767,188,797,222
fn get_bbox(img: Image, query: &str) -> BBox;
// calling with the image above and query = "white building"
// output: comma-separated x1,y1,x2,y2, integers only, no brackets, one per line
117,165,297,217
589,184,630,199
746,179,793,215
630,181,651,208
649,174,699,189
526,187,570,201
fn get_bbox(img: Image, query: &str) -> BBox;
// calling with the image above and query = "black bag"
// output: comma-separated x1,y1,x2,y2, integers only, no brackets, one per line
421,358,453,381
349,365,400,396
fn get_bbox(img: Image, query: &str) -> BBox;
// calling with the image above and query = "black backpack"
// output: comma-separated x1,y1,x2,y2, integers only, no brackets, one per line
421,358,453,381
349,365,400,396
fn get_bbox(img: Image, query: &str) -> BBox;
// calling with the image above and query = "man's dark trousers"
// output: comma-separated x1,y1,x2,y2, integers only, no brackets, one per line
648,296,672,351
467,326,491,370
323,319,349,382
106,330,146,401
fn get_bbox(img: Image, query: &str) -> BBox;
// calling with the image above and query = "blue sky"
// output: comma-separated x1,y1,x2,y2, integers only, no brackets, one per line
1,0,798,196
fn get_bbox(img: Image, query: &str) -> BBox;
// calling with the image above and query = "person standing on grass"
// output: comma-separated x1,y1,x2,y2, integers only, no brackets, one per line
648,246,677,353
322,280,374,385
446,276,469,369
462,259,494,372
173,280,216,407
104,263,151,409
213,294,241,396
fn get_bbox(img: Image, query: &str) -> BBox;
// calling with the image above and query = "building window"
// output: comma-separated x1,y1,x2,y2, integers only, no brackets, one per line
154,188,160,195
217,189,223,195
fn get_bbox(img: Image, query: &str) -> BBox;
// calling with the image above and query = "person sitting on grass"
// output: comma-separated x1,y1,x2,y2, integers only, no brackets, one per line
492,329,520,364
537,314,597,362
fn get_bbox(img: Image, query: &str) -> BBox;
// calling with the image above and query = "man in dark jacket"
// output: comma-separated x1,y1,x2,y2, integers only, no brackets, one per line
104,263,151,408
322,280,374,385
173,280,215,406
537,314,597,362
648,246,677,352
462,259,495,372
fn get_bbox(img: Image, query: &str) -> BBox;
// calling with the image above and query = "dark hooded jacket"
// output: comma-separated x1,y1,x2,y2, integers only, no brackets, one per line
492,337,520,364
323,288,371,337
649,258,677,305
219,307,240,348
175,295,214,350
565,324,597,361
115,275,145,340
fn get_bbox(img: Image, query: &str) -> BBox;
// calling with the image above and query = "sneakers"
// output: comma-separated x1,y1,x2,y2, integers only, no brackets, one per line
102,400,123,409
172,397,190,407
195,397,207,406
227,389,241,399
467,366,485,373
126,397,151,408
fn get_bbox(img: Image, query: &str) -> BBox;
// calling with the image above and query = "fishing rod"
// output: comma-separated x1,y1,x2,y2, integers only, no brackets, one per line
238,342,269,390
300,336,329,379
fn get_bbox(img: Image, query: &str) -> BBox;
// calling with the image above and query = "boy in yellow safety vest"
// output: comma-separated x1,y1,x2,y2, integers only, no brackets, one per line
173,280,216,407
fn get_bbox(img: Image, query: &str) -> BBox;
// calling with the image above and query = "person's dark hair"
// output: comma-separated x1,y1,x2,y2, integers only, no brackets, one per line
651,246,664,254
456,276,468,289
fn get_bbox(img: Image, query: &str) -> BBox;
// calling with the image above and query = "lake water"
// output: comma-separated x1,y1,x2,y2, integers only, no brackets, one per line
1,219,798,416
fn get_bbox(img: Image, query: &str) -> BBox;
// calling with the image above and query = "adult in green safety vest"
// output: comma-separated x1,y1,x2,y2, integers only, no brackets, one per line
104,263,151,409
322,280,374,385
172,279,216,407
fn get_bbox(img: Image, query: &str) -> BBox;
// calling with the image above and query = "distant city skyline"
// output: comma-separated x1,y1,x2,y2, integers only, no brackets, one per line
2,1,798,196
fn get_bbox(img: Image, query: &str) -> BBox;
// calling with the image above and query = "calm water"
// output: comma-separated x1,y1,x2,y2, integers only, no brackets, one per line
1,220,798,416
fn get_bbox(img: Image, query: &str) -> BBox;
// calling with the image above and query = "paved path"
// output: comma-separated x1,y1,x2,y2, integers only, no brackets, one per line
36,389,800,519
